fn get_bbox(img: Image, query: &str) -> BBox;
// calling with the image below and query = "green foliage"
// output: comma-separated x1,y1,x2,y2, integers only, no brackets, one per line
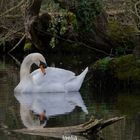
24,42,32,51
49,37,56,48
93,54,140,80
93,57,113,72
47,12,78,48
107,21,136,54
41,0,60,12
41,0,69,48
48,14,67,48
41,0,102,47
111,54,140,80
76,0,102,31
67,12,78,31
115,47,127,56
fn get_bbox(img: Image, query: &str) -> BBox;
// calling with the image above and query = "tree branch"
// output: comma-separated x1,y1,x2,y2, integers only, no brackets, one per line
33,24,110,55
25,0,42,17
134,1,140,21
13,116,125,137
0,0,25,17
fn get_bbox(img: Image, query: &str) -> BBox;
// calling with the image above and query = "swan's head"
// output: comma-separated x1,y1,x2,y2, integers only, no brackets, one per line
39,110,47,125
31,53,47,75
33,110,47,126
20,53,47,80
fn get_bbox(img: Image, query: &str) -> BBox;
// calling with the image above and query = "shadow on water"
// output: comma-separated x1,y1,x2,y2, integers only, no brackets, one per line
0,53,140,140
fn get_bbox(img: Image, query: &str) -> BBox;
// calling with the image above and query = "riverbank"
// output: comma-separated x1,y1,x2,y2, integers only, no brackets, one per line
91,54,140,90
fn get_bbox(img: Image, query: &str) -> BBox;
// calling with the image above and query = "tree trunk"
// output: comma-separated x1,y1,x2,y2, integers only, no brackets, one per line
24,0,51,50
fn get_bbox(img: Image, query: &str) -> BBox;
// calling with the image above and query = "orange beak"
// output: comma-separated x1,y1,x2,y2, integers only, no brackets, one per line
40,64,46,75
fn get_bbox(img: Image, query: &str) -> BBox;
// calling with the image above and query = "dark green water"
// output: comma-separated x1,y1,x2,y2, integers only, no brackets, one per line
0,53,140,140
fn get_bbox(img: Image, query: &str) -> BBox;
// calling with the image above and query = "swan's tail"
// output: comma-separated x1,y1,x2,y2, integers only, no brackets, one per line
76,67,88,89
65,67,88,91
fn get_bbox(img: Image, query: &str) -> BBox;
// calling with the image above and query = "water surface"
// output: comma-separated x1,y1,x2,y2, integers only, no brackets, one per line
0,54,139,140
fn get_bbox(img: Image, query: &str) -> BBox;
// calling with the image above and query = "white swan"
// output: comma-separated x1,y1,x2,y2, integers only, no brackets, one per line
14,53,88,93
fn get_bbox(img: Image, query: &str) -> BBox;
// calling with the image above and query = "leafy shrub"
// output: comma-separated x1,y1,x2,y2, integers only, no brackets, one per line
76,0,102,31
93,57,113,72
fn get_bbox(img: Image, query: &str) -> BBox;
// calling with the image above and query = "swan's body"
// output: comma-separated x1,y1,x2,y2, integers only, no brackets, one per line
14,53,88,93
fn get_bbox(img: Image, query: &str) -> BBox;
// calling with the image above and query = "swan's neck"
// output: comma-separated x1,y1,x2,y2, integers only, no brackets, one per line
20,105,46,128
20,56,32,80
20,105,33,128
20,105,41,128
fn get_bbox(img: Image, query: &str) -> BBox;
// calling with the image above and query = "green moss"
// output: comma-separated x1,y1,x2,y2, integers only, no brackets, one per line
107,21,136,54
107,21,135,39
93,57,113,72
93,54,140,80
24,42,32,51
112,54,140,80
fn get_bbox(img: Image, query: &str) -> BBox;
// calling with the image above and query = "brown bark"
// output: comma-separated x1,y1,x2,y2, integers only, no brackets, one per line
24,0,51,50
24,0,42,40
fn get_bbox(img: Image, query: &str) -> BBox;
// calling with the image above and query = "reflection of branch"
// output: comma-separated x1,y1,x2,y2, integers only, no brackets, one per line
0,0,25,17
8,34,25,53
8,53,21,66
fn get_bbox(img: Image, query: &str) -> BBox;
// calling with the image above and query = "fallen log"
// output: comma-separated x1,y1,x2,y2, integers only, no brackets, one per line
13,116,124,138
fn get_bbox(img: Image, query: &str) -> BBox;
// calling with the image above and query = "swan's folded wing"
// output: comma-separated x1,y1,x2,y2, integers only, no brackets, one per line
31,67,75,84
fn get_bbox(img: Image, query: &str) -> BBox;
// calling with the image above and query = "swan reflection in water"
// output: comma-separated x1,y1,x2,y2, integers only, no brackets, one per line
14,92,88,129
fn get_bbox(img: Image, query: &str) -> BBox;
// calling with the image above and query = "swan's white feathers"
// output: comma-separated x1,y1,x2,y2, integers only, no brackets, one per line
31,67,75,84
14,53,88,92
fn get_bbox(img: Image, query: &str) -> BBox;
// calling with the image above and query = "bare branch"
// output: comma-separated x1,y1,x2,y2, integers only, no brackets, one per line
1,27,24,40
0,0,25,17
8,53,21,66
13,116,125,137
134,1,140,21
